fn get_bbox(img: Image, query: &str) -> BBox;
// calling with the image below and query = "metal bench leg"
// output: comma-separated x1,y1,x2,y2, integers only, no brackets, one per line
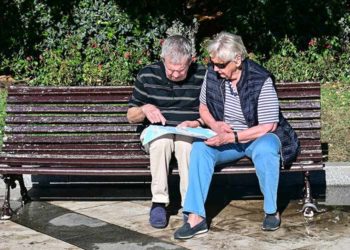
1,175,14,220
299,171,325,217
15,174,31,205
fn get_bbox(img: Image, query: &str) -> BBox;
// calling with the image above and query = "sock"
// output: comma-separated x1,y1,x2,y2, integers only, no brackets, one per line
152,202,165,209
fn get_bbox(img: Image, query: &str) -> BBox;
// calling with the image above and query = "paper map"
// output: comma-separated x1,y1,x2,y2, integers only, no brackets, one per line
141,125,217,146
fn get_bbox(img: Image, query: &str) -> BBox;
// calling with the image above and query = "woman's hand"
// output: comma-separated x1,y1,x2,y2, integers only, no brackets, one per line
205,132,233,146
211,121,233,134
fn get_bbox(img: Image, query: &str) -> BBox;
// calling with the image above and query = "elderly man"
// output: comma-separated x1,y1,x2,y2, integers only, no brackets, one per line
127,35,206,228
174,32,300,239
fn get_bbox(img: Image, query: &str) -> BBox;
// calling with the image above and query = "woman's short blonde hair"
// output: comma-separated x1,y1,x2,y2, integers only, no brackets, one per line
207,32,248,62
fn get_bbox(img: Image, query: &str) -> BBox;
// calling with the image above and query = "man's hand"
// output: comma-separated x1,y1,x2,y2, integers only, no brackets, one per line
141,104,166,125
204,132,232,147
211,121,233,134
177,120,201,128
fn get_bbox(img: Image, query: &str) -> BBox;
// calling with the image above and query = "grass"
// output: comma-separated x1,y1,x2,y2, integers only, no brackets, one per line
0,84,349,161
321,82,350,161
0,88,6,147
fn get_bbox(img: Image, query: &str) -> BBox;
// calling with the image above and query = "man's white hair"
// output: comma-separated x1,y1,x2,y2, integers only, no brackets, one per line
161,35,192,64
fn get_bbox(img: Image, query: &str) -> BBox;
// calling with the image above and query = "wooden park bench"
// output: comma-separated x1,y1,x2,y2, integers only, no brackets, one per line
0,83,324,219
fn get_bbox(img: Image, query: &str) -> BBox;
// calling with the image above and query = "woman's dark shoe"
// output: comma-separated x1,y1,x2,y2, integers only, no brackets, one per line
149,206,167,228
262,213,281,231
183,213,189,223
174,219,208,239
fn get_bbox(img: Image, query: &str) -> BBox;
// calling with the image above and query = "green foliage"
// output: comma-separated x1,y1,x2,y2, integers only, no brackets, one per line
1,0,167,85
0,0,349,85
264,37,350,83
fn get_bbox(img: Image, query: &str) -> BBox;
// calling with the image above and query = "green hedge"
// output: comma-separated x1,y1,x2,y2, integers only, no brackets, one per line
0,0,168,85
0,1,349,85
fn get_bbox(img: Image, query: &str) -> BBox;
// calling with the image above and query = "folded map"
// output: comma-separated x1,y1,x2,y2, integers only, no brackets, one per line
141,125,217,146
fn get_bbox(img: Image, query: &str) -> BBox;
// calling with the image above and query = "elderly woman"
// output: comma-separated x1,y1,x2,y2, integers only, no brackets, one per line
174,32,300,239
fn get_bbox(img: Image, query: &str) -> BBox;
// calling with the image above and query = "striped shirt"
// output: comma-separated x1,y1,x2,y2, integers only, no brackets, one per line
129,61,206,126
200,76,279,131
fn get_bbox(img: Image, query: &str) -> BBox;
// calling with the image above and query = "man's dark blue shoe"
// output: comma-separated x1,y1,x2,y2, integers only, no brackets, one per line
149,206,167,228
262,213,281,231
174,219,208,239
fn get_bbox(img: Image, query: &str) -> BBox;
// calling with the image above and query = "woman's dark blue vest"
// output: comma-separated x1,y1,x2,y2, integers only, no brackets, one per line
206,59,300,167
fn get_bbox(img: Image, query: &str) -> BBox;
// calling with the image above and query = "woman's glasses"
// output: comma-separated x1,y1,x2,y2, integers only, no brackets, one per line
210,60,231,69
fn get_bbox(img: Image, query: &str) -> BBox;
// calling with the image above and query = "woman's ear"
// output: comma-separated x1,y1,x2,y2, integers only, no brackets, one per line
234,55,242,68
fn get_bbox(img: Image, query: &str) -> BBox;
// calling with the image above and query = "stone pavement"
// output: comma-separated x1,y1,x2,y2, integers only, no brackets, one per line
1,198,350,249
1,163,350,250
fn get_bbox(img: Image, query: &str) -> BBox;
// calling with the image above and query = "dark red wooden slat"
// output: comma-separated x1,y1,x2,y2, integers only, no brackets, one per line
0,163,323,176
277,89,320,99
7,86,133,94
282,111,320,119
279,99,320,109
0,167,152,176
7,94,130,104
7,90,320,103
3,143,142,151
3,150,147,156
3,130,320,144
294,131,320,139
3,134,141,144
0,153,322,168
5,125,139,133
7,84,320,102
6,115,129,124
4,122,319,134
6,105,128,114
0,157,149,167
5,112,320,124
7,83,320,94
286,121,321,129
2,132,321,146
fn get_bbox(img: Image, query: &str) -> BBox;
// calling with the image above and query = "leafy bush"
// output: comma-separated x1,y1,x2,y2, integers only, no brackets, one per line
1,1,349,85
1,0,168,86
263,36,350,83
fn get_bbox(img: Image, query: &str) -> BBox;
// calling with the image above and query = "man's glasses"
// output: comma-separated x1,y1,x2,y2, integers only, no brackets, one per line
211,60,231,69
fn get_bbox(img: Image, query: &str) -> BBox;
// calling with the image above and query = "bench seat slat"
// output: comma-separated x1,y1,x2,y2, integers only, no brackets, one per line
0,151,323,166
2,143,143,150
0,166,152,176
4,134,141,143
0,163,323,176
2,138,321,148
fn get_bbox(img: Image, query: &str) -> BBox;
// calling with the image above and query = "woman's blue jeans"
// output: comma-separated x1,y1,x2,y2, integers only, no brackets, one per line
183,133,281,218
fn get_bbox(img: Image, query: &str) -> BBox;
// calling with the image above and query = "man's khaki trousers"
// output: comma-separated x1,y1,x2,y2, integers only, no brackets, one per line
145,134,193,207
